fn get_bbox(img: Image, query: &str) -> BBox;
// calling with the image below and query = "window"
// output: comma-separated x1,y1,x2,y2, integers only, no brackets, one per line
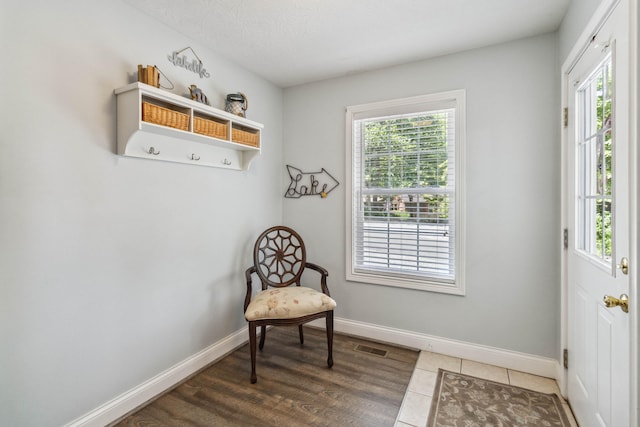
575,54,613,265
346,90,466,294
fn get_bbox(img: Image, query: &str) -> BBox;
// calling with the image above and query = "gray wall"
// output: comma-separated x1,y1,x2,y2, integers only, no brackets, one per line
283,33,561,359
558,0,603,61
0,0,607,424
0,1,283,425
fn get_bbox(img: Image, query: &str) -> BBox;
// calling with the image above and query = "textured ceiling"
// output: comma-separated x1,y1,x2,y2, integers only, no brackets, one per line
125,0,571,88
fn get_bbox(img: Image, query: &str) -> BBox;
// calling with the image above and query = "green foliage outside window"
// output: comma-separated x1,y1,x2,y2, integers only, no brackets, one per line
362,113,451,223
595,64,612,258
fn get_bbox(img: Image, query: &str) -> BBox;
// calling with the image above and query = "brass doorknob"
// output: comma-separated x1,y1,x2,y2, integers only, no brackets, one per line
603,294,629,313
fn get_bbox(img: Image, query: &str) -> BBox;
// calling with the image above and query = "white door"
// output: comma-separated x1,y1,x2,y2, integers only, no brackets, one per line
566,0,631,425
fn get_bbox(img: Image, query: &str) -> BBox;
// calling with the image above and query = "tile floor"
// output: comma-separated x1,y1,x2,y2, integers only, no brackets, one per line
394,351,579,427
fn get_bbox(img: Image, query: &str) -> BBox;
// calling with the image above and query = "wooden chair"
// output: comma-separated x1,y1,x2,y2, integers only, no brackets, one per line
244,226,336,383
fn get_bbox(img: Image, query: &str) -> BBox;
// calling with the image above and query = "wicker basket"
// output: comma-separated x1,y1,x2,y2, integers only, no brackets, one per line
232,128,260,147
194,117,228,140
142,102,189,131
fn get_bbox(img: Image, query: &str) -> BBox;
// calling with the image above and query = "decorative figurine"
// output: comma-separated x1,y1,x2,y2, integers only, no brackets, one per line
189,84,210,105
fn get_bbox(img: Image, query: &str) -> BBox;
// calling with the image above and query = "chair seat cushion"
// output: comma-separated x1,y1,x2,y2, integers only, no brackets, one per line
245,286,336,321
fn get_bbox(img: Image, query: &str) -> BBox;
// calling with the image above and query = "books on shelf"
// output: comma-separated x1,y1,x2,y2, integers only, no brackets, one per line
137,64,159,88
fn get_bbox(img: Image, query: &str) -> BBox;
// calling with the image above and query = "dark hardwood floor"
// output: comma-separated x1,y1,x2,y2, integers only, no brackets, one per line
113,326,419,426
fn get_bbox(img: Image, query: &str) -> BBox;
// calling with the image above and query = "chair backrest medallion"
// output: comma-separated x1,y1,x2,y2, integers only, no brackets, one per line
253,226,306,289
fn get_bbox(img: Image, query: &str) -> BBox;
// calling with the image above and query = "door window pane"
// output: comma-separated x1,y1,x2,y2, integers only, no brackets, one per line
576,55,613,261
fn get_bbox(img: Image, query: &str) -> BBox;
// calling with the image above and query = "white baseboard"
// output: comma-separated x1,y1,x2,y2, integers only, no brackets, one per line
67,317,563,426
311,317,561,381
64,327,248,427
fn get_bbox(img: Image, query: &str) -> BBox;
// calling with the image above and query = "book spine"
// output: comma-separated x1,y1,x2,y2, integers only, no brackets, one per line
147,65,153,86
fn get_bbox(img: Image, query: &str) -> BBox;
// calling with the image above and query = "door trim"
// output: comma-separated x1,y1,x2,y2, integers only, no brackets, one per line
560,0,638,425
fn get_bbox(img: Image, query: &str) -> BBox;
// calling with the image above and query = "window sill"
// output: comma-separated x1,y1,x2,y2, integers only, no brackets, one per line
346,269,465,295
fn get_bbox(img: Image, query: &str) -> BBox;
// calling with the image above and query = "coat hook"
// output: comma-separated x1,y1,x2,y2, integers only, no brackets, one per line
148,146,160,155
191,153,200,161
223,158,232,165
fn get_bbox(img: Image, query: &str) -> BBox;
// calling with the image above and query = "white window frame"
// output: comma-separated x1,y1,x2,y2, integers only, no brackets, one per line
574,54,614,271
345,90,466,295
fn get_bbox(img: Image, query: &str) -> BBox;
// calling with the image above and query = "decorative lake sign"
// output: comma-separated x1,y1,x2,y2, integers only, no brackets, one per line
167,46,210,79
285,165,339,199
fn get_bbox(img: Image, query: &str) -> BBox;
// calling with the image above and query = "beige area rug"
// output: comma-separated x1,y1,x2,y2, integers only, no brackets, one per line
428,369,571,426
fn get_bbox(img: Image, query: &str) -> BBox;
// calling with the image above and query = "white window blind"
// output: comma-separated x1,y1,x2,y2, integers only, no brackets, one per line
346,91,465,294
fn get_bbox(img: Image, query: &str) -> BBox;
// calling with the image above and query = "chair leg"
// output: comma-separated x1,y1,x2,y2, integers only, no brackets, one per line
259,325,266,350
249,322,257,383
298,324,304,345
326,311,334,368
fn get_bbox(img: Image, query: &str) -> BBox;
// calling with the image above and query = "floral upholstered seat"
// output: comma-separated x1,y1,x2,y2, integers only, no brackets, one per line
245,286,336,321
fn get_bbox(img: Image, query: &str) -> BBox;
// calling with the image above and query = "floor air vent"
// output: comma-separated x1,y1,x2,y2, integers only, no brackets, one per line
354,344,388,358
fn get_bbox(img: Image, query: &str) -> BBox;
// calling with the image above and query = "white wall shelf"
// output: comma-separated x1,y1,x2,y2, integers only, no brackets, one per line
115,82,263,170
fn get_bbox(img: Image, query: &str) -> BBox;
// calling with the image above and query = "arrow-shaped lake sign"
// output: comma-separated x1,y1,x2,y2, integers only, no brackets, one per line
285,165,339,199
